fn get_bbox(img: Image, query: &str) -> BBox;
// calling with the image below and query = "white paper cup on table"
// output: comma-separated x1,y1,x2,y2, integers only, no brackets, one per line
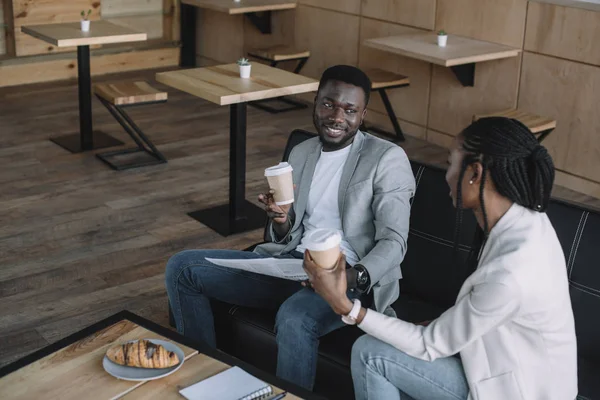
304,229,342,270
264,162,294,206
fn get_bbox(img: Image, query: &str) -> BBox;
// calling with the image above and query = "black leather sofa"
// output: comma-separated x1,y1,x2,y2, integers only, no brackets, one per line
173,130,600,400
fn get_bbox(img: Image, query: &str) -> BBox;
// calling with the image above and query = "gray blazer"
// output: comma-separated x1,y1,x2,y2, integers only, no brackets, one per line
255,131,415,314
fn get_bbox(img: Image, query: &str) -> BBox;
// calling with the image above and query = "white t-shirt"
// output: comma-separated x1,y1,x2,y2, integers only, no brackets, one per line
295,145,360,266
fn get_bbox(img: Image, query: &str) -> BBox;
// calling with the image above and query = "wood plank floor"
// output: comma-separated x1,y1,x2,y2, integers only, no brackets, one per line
0,68,599,369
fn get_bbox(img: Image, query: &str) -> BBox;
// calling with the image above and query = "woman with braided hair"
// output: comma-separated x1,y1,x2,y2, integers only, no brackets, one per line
303,117,578,399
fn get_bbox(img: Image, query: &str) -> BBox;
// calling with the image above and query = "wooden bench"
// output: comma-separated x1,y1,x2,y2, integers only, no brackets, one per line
247,45,311,113
473,109,557,143
362,68,410,142
94,81,168,170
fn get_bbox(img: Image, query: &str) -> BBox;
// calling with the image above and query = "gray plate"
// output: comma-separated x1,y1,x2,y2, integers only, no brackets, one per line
102,339,185,381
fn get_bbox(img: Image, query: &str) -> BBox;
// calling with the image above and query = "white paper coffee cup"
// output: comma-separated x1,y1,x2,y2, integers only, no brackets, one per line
265,162,294,206
304,228,342,270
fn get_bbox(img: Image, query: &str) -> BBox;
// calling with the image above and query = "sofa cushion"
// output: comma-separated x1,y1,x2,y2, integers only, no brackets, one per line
577,357,600,400
401,162,482,309
547,200,600,365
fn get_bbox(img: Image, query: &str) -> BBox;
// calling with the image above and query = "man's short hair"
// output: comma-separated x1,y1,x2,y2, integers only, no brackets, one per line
318,65,372,105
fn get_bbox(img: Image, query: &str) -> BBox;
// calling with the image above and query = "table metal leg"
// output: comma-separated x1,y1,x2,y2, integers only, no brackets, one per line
180,3,197,68
49,45,123,153
188,103,267,236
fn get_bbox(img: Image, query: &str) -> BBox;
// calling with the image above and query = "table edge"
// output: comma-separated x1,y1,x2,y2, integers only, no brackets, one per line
56,34,148,48
0,310,323,400
20,26,59,46
20,26,147,48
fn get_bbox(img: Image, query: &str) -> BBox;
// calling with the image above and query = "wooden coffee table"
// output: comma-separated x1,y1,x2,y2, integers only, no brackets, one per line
156,63,318,237
0,311,316,400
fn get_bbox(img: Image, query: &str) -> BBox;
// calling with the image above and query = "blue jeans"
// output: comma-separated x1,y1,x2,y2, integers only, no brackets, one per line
351,335,469,400
165,249,362,390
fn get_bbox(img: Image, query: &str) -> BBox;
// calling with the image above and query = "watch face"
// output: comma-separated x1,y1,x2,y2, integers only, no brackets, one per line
357,272,368,285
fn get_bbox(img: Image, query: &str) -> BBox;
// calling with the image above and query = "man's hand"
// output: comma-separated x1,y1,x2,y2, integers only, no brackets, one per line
303,251,354,315
258,190,292,225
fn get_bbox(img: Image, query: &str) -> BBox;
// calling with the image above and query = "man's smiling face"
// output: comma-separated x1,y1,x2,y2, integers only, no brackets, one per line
313,80,367,152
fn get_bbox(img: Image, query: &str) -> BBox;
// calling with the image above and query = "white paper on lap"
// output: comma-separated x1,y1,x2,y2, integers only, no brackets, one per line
205,257,307,281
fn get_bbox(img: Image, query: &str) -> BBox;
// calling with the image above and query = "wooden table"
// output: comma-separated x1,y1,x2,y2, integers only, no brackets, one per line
21,21,147,153
0,311,314,400
364,32,521,87
156,63,318,236
180,0,297,67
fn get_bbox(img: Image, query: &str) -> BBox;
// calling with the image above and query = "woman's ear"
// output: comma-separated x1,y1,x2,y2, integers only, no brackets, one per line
469,162,484,185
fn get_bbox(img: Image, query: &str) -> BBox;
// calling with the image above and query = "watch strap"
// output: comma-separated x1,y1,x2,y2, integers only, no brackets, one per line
341,299,361,325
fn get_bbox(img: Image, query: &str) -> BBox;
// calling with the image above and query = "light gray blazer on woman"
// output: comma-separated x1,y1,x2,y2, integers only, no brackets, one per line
255,130,416,314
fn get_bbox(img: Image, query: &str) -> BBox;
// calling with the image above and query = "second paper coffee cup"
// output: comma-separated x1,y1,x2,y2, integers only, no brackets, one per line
264,162,294,206
305,228,342,270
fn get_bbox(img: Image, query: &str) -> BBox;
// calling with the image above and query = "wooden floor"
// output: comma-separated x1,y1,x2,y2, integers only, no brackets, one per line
0,69,598,369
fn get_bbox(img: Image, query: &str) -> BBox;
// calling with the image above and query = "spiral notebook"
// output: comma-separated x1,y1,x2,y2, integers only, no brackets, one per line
179,366,273,400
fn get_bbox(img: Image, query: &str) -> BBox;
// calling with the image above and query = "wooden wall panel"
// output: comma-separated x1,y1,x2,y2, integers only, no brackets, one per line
366,109,427,140
243,9,295,55
294,5,360,79
361,0,436,30
0,0,5,55
0,46,178,87
101,0,162,18
359,17,430,128
427,129,454,150
196,9,244,64
162,0,179,42
435,0,527,47
11,0,101,56
297,0,361,15
525,1,600,66
428,55,521,136
518,52,600,182
555,171,600,200
102,0,164,41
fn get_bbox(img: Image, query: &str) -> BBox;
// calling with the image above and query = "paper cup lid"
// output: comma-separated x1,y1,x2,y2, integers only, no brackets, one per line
265,162,293,177
304,229,342,251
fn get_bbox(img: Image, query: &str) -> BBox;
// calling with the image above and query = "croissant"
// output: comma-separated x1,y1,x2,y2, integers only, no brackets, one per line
106,340,180,369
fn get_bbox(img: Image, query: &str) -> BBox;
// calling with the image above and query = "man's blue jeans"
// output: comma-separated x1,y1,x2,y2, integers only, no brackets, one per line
165,249,362,390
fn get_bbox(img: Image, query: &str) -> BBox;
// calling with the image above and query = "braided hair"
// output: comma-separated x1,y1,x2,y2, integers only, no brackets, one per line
452,117,555,261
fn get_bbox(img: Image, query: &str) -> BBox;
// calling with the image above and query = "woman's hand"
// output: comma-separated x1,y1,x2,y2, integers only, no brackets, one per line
303,250,354,315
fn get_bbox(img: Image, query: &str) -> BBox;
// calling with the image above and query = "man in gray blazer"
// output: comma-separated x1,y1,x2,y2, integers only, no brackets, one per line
165,65,415,390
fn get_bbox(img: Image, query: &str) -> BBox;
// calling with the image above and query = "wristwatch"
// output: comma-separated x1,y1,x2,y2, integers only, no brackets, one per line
342,299,362,325
354,264,371,294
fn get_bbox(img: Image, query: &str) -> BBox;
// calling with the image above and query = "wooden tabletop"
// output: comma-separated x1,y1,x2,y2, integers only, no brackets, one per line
156,63,319,106
121,353,302,400
21,20,147,48
181,0,297,14
364,32,521,67
0,320,198,400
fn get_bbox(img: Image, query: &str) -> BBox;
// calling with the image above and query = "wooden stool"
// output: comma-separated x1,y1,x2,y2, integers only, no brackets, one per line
247,45,311,113
94,81,168,170
362,68,410,142
473,109,557,143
